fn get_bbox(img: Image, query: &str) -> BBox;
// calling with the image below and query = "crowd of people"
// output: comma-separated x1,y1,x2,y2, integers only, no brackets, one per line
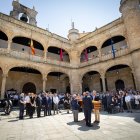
18,90,101,127
19,92,71,119
100,89,140,113
18,88,140,127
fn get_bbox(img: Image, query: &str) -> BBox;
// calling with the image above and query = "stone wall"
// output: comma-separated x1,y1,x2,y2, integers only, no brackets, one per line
0,71,69,94
106,67,134,90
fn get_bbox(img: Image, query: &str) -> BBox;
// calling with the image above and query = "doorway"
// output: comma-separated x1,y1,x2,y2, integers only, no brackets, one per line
115,79,125,90
22,82,36,93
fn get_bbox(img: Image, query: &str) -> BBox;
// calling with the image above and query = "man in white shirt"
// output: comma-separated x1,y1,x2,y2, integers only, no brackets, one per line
53,93,59,115
24,93,31,115
125,92,132,113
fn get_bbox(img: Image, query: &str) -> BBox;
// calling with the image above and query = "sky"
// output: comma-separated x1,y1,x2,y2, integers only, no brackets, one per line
0,0,121,38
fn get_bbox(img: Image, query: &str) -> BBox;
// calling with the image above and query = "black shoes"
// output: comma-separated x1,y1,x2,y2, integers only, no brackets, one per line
94,120,100,123
86,123,93,127
88,124,93,127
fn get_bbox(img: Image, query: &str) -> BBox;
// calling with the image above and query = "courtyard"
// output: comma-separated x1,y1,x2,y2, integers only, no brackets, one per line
0,110,140,140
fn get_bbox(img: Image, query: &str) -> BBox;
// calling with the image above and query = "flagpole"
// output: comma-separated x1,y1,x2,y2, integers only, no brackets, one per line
29,30,32,60
111,38,115,59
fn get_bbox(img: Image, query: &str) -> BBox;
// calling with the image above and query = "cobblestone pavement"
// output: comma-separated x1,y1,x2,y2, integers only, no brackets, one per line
0,110,140,140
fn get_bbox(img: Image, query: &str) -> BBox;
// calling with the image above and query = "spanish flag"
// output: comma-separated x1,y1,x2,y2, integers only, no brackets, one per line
30,39,35,55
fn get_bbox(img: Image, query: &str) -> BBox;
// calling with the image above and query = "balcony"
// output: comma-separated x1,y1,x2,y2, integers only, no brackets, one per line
0,39,71,68
0,39,129,68
80,57,100,67
79,40,129,67
101,40,128,61
101,47,129,61
0,39,8,48
46,58,72,68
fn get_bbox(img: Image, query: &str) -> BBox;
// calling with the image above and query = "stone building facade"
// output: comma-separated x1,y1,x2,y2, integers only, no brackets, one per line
0,0,140,98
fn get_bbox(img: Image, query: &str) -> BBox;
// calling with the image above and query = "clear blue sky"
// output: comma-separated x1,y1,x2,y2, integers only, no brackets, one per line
0,0,121,38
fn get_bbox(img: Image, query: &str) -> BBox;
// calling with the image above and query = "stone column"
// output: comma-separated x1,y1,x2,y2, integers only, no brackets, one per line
70,50,80,67
131,67,139,90
70,82,82,95
42,76,47,92
70,70,82,94
44,49,47,62
100,74,106,93
7,39,12,53
98,48,102,60
0,73,8,99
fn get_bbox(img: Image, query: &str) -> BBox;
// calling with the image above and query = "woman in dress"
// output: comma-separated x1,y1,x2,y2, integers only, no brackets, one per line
29,92,36,118
64,93,71,113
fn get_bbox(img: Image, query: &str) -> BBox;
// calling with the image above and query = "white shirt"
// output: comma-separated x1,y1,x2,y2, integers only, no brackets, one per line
125,95,131,103
53,96,59,104
25,96,30,103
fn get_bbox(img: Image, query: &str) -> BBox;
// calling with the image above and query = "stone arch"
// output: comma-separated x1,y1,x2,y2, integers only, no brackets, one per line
47,46,70,62
0,66,3,80
0,28,10,40
0,30,8,49
7,64,43,76
105,64,134,90
0,65,4,74
46,69,70,93
48,39,70,53
99,34,127,49
101,35,126,47
12,35,44,51
80,69,101,82
7,66,42,93
115,79,125,90
104,62,132,74
47,68,70,78
80,46,98,62
0,30,8,41
22,82,36,94
79,43,98,56
81,70,101,92
9,27,46,49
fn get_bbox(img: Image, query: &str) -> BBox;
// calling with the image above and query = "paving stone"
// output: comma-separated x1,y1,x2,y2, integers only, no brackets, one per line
0,110,140,140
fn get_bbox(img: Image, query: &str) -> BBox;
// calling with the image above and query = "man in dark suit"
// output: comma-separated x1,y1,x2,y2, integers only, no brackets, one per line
82,91,93,127
19,93,25,120
46,93,52,116
42,92,47,117
35,94,42,118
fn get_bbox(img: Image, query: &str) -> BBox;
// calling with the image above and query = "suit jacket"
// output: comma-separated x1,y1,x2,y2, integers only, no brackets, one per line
36,96,42,107
82,95,93,110
46,97,52,106
42,96,47,106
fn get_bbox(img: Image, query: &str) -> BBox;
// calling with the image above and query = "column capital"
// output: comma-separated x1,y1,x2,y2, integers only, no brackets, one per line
42,72,48,80
131,66,135,74
8,39,12,43
100,72,106,79
7,38,12,53
2,73,8,78
42,77,47,81
100,75,105,79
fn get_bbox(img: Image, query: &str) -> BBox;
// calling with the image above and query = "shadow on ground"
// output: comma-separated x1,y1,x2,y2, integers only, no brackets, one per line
67,120,100,131
100,110,140,123
8,119,19,122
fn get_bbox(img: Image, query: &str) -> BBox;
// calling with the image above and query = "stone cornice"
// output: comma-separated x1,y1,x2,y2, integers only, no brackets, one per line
77,18,123,44
0,12,70,45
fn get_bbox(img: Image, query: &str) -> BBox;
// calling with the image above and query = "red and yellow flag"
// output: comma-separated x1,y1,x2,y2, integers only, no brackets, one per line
30,39,35,55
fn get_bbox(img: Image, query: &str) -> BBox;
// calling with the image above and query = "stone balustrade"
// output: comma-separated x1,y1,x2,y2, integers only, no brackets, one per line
0,39,8,48
80,57,100,67
0,39,129,68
